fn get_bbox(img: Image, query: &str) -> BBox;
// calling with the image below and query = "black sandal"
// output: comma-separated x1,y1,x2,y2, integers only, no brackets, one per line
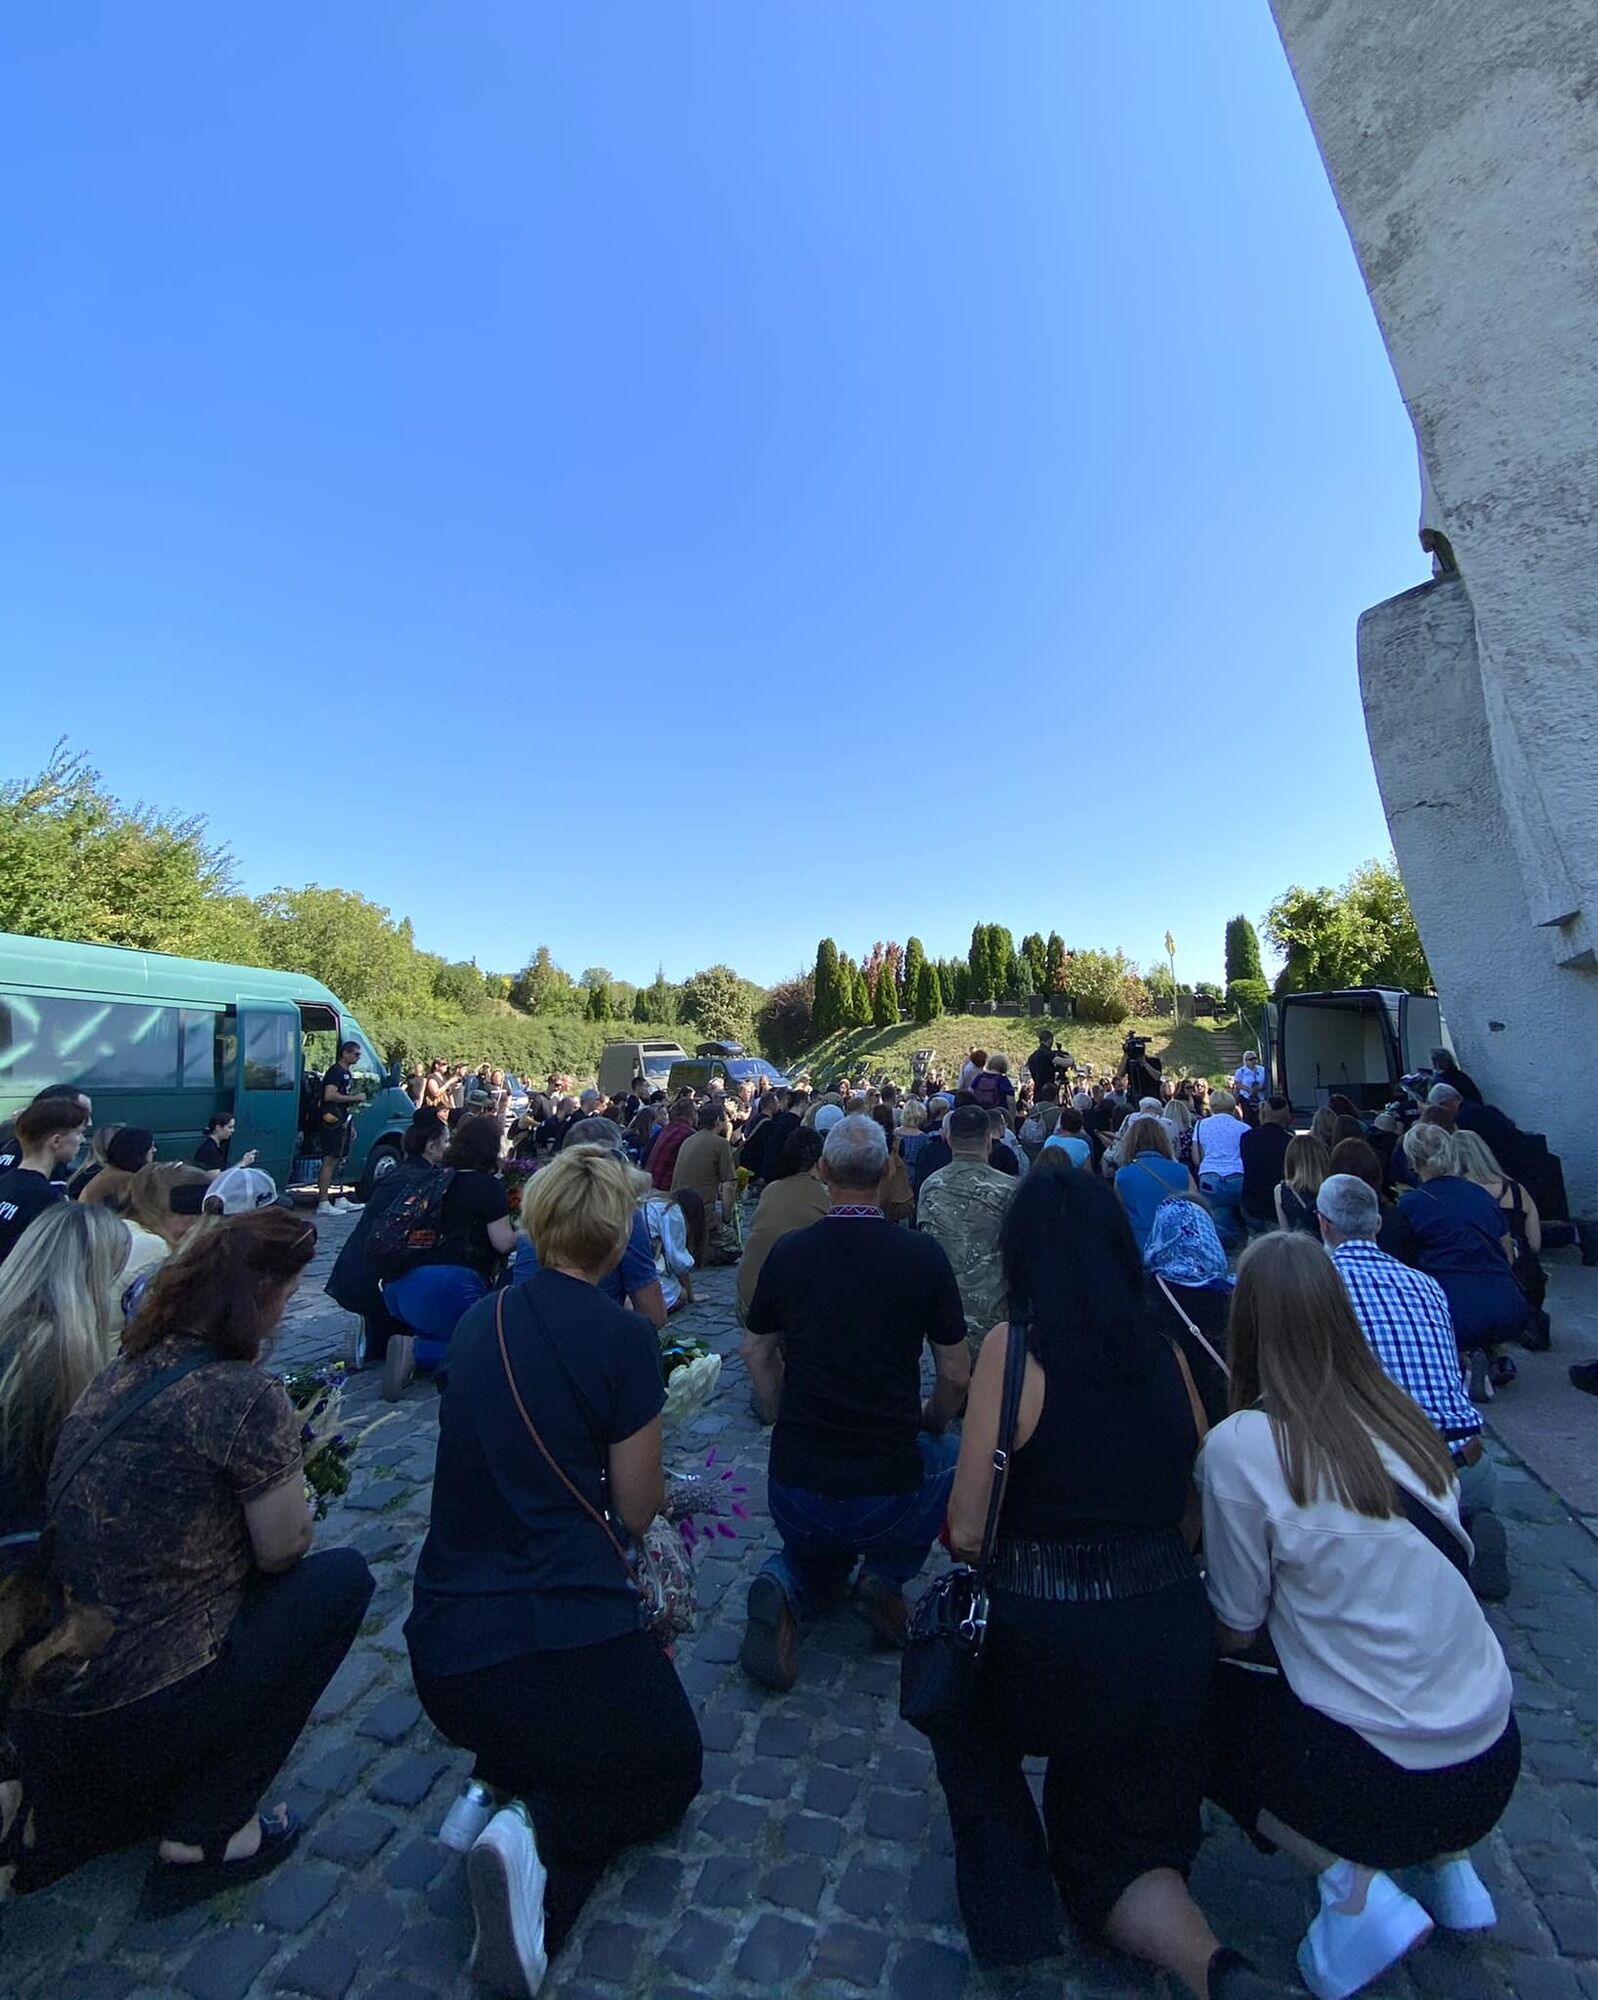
139,1808,302,1918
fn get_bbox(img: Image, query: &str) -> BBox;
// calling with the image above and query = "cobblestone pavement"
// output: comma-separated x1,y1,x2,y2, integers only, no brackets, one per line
8,1250,1598,2000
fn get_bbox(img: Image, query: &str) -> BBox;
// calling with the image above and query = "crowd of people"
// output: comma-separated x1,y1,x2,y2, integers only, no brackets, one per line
0,1024,1581,2000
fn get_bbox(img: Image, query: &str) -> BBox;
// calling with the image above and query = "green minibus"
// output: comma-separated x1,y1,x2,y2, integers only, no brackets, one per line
0,931,415,1197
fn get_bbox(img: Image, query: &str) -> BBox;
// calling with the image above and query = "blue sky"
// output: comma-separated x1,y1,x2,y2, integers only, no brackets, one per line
0,5,1420,989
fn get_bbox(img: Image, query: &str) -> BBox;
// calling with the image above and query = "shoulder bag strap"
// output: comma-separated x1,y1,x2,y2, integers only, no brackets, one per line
494,1291,635,1577
1168,1339,1210,1443
972,1320,1030,1586
1156,1276,1231,1383
50,1349,215,1503
1391,1480,1472,1580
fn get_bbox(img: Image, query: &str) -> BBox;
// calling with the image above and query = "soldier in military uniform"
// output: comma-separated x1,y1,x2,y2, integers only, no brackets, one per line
916,1103,1018,1359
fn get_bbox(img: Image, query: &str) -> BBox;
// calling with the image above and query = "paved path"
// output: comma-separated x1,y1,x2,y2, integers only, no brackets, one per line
7,1247,1598,2000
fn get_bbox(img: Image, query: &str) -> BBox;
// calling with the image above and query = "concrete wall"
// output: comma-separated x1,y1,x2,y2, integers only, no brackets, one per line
1360,578,1598,1210
1271,4,1598,1207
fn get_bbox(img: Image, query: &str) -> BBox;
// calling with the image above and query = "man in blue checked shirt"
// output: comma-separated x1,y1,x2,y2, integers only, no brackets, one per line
1317,1173,1510,1600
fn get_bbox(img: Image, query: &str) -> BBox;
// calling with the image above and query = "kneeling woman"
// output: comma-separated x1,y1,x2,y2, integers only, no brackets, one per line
406,1145,702,1999
1200,1232,1519,2000
12,1210,373,1909
931,1172,1270,2000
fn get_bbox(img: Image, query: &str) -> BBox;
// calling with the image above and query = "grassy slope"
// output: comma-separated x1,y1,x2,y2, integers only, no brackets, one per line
794,1012,1242,1089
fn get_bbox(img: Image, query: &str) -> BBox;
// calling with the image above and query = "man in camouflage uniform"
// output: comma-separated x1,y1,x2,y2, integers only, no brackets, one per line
917,1103,1017,1359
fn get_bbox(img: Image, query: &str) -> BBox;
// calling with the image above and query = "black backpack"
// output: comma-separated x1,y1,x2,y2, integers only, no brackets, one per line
366,1166,457,1278
299,1069,325,1145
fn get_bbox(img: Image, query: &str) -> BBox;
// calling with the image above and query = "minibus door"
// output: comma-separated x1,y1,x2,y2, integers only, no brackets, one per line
232,1002,304,1187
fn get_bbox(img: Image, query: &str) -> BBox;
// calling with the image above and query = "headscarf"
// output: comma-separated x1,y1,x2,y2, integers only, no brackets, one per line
1143,1196,1234,1292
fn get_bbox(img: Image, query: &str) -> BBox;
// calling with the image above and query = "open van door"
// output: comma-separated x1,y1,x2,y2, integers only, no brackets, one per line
232,1001,303,1186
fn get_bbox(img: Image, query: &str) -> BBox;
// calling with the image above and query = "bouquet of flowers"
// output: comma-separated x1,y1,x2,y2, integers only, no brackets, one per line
663,1447,749,1557
660,1331,721,1427
500,1157,540,1220
282,1363,401,1518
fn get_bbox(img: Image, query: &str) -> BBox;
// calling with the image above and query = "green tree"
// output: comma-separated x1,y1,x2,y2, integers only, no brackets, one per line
1224,915,1263,985
255,886,433,1017
1044,931,1067,993
872,959,899,1027
756,974,814,1061
986,925,1017,1003
635,964,679,1025
585,982,610,1021
1015,957,1035,1002
968,924,992,1004
0,742,244,957
913,957,943,1024
936,959,957,1011
1061,947,1138,1025
484,972,512,1002
812,939,841,1036
1020,932,1047,990
902,937,927,1012
1264,858,1429,996
511,945,576,1016
680,964,760,1046
433,959,490,1014
950,958,972,1011
847,959,872,1028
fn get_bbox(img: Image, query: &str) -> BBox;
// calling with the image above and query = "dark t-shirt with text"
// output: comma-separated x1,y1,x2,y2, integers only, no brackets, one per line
0,1169,67,1265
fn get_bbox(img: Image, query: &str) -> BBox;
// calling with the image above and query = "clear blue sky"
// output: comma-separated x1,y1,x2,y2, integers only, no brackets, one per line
0,4,1420,990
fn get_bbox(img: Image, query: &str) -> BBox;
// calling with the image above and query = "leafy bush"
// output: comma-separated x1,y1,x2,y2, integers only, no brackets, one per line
1226,977,1270,1020
1063,948,1138,1024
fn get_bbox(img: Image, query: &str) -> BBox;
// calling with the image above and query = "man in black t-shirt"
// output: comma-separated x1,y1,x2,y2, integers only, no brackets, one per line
316,1041,367,1215
0,1097,89,1266
1240,1096,1294,1235
739,1113,970,1691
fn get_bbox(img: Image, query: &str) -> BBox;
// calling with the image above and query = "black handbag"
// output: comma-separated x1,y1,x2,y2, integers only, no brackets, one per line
899,1321,1028,1737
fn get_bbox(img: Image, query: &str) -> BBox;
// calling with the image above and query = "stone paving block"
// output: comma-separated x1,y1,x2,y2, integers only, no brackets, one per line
427,1861,471,1922
762,1855,828,1913
293,1739,376,1794
175,1929,277,2000
1527,1738,1598,1784
56,1971,135,2000
1510,1959,1588,2000
385,1835,448,1891
357,1692,423,1743
675,1656,727,1700
341,1889,406,1957
784,1812,844,1859
865,1787,930,1843
1544,1892,1598,1957
734,1756,797,1799
804,1764,861,1817
579,1920,646,1982
735,1913,814,1982
617,1853,685,1919
310,1807,397,1863
693,1626,744,1664
696,1853,761,1906
256,1862,342,1931
276,1937,360,2000
661,1911,735,1983
697,1796,765,1843
907,1854,960,1926
359,1981,439,2000
755,1714,812,1758
836,1857,906,1919
812,1923,891,1987
889,1938,969,2000
817,1730,874,1768
311,1657,377,1721
395,1916,470,1983
697,1706,744,1753
343,1479,409,1511
370,1751,450,1809
878,1744,933,1787
1517,1844,1597,1897
115,1903,212,1953
1404,1937,1505,1999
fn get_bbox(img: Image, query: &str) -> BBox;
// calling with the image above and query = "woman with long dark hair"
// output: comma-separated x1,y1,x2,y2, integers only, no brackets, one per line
1201,1233,1518,2000
929,1172,1270,1999
11,1209,373,1910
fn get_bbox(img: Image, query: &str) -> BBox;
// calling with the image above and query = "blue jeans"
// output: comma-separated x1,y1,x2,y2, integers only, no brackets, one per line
761,1431,961,1621
1200,1173,1245,1253
383,1264,488,1370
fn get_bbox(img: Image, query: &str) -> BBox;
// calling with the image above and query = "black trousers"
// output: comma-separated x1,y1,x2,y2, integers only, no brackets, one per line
930,1577,1211,1963
15,1547,373,1883
415,1630,702,1954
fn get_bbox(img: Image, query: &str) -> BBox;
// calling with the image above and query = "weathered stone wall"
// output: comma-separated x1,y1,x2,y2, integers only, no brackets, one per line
1271,3,1598,1208
1360,578,1598,1209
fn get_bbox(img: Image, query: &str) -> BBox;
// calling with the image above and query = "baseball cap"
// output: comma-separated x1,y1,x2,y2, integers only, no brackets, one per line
205,1166,280,1214
814,1104,845,1133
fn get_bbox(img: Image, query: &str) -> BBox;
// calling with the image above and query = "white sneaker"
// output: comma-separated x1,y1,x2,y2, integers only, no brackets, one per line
468,1803,548,1997
327,1196,364,1214
382,1333,416,1403
1415,1855,1497,1931
438,1778,501,1854
1297,1862,1433,2000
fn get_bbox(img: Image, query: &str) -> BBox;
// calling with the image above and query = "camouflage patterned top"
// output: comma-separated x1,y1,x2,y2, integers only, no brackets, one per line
917,1157,1017,1349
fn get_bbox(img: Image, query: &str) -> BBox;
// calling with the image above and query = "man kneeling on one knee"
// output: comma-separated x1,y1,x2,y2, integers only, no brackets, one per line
739,1113,970,1690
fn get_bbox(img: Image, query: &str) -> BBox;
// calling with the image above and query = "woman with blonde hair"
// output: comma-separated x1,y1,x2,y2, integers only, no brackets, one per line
1309,1108,1341,1155
1399,1124,1528,1393
1162,1097,1196,1169
408,1145,701,1995
1274,1135,1331,1236
0,1203,130,1539
1201,1233,1518,1999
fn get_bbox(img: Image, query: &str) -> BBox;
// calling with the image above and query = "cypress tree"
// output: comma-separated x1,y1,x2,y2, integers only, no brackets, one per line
1021,932,1047,990
968,923,991,1003
1224,915,1263,984
813,938,841,1035
872,962,898,1027
914,958,942,1024
1045,931,1066,992
903,936,927,1010
937,959,957,1010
